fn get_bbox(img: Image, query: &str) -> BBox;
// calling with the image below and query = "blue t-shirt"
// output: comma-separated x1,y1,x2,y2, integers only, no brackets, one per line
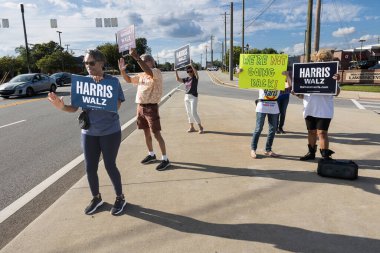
81,74,125,136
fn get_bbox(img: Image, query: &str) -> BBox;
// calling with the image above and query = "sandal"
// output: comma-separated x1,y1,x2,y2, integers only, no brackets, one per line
187,128,196,133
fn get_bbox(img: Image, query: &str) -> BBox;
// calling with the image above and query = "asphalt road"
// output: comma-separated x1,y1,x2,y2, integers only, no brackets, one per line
0,70,368,248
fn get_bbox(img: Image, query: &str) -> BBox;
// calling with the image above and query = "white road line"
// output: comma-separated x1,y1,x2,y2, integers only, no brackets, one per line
0,120,26,129
351,99,365,110
0,86,180,224
360,105,380,108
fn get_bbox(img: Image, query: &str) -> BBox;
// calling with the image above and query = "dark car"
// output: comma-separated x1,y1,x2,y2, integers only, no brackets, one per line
368,64,380,70
50,72,72,86
0,73,56,98
348,60,375,70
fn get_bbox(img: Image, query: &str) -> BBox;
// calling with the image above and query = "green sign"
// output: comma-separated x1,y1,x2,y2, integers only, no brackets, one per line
238,54,288,90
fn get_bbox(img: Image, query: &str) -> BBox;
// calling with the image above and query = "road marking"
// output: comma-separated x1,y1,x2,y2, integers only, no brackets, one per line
0,85,180,224
0,120,26,129
351,99,365,110
0,98,45,109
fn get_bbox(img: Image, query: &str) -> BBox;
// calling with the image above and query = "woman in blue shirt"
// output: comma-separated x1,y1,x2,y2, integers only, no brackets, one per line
48,49,126,216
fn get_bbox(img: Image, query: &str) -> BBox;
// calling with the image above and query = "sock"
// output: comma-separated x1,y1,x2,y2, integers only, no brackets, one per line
149,151,155,157
162,155,168,161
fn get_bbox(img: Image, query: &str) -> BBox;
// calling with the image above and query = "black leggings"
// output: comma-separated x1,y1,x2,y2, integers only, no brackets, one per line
81,131,122,197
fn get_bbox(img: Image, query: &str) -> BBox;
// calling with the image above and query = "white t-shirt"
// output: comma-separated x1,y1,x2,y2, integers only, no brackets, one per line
303,94,334,119
256,89,280,114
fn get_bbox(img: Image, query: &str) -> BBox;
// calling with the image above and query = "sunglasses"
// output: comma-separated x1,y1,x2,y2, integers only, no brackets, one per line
83,61,96,66
186,69,193,73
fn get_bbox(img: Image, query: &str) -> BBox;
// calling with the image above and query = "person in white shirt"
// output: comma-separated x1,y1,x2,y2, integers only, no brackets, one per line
295,49,340,160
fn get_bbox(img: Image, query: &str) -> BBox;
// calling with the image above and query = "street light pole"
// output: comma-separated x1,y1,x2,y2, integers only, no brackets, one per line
56,31,62,47
359,39,366,61
20,4,31,73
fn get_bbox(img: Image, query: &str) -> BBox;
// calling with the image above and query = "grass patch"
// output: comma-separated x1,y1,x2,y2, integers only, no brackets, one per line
340,84,380,92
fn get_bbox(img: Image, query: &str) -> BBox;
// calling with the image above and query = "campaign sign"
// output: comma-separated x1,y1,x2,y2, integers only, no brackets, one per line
174,44,191,70
117,25,136,53
293,61,338,95
239,54,288,90
71,75,119,112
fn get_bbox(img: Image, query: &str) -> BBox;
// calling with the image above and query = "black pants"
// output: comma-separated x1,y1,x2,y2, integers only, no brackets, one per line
81,131,122,197
277,96,290,129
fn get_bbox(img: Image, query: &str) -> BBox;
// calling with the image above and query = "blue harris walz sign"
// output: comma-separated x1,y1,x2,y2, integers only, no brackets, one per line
292,61,338,95
71,75,119,112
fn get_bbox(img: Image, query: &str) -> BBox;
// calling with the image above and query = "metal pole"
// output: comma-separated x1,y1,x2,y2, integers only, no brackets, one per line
305,0,313,62
229,2,233,81
20,4,31,73
211,35,214,66
242,0,245,53
224,12,227,71
57,31,62,47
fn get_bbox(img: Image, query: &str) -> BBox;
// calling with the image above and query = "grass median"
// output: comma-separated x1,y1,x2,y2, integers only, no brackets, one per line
340,84,380,92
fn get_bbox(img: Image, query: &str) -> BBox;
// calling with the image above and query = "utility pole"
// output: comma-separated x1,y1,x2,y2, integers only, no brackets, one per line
65,44,70,51
211,35,214,66
313,0,321,53
224,12,228,71
229,2,233,81
305,0,313,62
20,4,31,73
359,39,366,61
222,42,224,69
205,45,208,68
200,54,203,69
242,0,245,53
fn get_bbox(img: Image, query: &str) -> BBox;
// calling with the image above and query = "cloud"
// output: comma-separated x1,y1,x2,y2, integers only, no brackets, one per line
282,43,305,56
47,0,78,10
332,27,356,37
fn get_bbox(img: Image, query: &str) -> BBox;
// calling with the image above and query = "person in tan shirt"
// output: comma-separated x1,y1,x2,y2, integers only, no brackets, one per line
118,48,170,171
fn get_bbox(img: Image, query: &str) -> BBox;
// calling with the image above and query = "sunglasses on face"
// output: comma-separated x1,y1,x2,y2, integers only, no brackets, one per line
187,69,193,73
83,61,96,66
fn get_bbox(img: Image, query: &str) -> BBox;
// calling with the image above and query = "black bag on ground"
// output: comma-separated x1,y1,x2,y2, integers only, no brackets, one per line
317,159,358,180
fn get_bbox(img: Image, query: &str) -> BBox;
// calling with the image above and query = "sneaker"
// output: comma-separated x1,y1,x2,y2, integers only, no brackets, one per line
279,128,286,134
276,129,281,134
156,159,171,171
84,194,103,215
264,151,280,157
110,194,127,215
141,154,157,164
250,150,257,159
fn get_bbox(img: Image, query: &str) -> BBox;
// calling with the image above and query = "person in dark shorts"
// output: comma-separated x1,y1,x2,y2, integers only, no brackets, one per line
294,49,340,160
118,48,170,171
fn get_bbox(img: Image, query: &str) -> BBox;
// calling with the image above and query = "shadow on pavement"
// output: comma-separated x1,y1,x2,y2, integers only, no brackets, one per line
125,204,380,253
204,130,252,137
172,162,380,196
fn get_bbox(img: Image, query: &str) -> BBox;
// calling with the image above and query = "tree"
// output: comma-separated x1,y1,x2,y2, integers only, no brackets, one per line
36,51,77,73
0,56,23,78
97,43,119,71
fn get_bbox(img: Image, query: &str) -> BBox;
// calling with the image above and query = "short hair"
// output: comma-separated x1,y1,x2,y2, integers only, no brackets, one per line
85,49,106,63
313,49,333,62
140,54,155,67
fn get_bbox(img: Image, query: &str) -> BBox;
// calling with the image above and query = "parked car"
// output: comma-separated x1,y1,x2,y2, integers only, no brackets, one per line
348,60,375,70
0,73,57,98
368,64,380,70
50,72,72,86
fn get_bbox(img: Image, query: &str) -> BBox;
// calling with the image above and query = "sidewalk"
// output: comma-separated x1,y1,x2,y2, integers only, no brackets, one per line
208,70,380,100
2,74,380,252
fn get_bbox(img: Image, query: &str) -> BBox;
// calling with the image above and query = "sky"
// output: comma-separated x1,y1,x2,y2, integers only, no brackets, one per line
0,0,379,66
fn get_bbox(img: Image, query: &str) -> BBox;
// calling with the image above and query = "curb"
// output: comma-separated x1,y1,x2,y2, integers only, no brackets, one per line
206,71,238,88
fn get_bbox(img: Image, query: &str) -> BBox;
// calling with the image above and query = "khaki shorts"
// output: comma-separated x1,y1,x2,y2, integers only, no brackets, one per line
137,104,161,132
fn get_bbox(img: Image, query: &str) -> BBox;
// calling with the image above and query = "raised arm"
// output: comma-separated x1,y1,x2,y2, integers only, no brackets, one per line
191,64,199,80
130,48,153,78
175,70,182,83
118,58,132,83
48,92,78,112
